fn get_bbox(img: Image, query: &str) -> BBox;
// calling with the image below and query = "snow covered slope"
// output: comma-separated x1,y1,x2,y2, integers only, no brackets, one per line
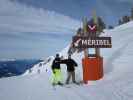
1,21,133,100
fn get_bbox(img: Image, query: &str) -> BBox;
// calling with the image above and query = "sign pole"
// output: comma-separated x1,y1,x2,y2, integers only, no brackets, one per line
92,10,100,57
83,17,88,58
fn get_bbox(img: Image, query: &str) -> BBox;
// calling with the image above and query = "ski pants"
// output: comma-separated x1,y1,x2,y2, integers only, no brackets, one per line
51,69,63,84
66,71,76,84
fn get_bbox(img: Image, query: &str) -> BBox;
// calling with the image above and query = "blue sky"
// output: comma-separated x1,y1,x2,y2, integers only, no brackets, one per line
14,0,133,25
0,0,133,59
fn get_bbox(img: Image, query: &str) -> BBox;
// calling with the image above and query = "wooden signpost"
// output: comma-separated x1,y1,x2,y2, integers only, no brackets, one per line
72,11,112,83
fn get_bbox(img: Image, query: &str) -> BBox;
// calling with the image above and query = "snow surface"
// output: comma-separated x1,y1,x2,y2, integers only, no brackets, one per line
1,21,133,100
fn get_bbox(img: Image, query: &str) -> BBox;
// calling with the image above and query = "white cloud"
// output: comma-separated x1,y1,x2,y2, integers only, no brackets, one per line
0,0,80,35
116,0,133,3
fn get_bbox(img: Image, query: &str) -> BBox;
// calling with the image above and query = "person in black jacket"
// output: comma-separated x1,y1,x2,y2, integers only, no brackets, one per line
62,54,78,84
51,54,63,86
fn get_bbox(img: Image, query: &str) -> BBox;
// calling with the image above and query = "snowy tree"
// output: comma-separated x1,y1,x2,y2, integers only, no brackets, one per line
131,7,133,20
108,25,114,29
122,16,130,23
118,19,123,25
97,17,106,32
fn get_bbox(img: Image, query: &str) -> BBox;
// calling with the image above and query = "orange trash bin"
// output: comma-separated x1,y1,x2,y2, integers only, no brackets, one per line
82,56,103,83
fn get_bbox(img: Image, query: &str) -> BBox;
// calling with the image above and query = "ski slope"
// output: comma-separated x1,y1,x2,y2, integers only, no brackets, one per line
1,21,133,100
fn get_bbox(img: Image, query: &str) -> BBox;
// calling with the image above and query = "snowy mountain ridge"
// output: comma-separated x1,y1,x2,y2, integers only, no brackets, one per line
24,21,133,77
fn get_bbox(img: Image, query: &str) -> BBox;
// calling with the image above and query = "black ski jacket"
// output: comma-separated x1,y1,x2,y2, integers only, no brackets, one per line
62,59,77,72
51,58,61,70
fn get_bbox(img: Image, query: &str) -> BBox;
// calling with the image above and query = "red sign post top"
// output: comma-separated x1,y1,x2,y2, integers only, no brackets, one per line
87,24,97,33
